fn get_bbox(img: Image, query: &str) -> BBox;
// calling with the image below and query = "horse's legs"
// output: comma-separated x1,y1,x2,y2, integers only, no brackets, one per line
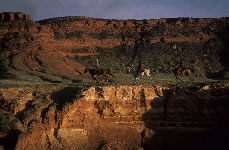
135,76,139,81
145,72,152,80
176,74,181,81
102,73,109,82
104,75,108,81
188,73,193,81
148,75,153,80
92,75,99,82
134,73,139,81
184,71,193,81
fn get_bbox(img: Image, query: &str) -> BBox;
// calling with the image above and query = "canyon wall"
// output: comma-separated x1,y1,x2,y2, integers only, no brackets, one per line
0,83,229,149
0,12,229,80
0,12,229,149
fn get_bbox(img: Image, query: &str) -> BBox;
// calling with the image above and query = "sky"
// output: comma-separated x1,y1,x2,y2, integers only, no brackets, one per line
0,0,229,21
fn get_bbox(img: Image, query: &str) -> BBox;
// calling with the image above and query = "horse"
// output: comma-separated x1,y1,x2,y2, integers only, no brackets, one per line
167,65,194,81
177,68,194,81
84,67,114,82
167,65,176,74
140,69,152,78
132,68,152,81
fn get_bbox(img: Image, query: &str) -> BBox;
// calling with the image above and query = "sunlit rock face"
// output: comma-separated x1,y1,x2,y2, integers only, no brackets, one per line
1,12,229,150
5,85,163,150
0,12,31,21
0,84,227,150
0,12,229,80
40,85,163,150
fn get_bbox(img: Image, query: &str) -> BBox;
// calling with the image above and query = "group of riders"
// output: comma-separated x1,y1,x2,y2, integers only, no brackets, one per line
84,58,194,82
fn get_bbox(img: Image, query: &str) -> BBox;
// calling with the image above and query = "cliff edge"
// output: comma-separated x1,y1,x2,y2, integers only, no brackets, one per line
0,83,229,149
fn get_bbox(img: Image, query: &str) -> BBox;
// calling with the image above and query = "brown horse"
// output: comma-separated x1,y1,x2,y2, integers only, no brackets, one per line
168,66,194,81
178,68,194,81
167,65,176,74
84,67,114,82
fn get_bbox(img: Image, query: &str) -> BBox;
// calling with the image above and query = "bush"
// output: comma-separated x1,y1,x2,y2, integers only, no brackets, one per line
54,31,84,40
89,30,111,40
65,31,84,39
54,32,65,40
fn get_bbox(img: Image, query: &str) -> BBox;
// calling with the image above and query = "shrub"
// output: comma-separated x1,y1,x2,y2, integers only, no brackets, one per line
65,31,84,39
89,30,110,40
54,32,65,40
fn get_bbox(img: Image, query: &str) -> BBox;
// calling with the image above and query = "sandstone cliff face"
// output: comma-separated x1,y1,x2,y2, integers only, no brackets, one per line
0,12,85,79
0,13,229,149
0,84,229,150
0,12,229,80
12,85,163,150
141,84,229,150
0,12,31,22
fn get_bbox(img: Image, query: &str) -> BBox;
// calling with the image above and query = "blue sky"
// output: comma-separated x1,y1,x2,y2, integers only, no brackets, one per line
1,0,228,21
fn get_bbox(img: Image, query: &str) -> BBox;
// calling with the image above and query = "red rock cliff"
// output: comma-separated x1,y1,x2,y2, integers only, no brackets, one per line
1,83,229,149
0,12,229,80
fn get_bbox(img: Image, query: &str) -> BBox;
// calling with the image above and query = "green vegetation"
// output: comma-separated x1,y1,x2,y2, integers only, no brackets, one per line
89,30,119,40
54,30,84,40
65,30,84,39
0,71,218,89
54,32,65,40
38,16,86,25
0,39,225,89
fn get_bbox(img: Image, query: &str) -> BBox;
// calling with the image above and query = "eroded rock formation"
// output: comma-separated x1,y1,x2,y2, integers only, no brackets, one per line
0,12,229,80
0,12,31,22
0,12,229,150
0,83,229,149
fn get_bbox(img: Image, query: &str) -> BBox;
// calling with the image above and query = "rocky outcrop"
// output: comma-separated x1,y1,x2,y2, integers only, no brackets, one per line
0,83,229,149
142,84,229,150
12,85,163,150
0,12,31,21
0,15,85,79
0,12,229,80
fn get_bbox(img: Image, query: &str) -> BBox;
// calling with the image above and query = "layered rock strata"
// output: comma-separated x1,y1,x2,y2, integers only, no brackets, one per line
0,12,229,79
0,83,229,149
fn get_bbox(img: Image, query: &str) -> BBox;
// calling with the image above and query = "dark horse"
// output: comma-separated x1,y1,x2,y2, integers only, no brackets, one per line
167,65,194,81
84,67,114,82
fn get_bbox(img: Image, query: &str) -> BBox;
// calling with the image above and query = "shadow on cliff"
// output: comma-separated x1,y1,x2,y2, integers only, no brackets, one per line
0,130,20,150
208,23,229,80
219,25,229,70
50,85,89,110
141,87,229,150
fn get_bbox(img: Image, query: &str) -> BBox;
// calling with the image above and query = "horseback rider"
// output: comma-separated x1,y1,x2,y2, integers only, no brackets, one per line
179,61,185,67
137,60,144,75
177,61,185,74
95,59,100,69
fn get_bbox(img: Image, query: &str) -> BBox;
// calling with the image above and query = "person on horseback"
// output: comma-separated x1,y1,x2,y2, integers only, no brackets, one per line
179,61,185,67
177,61,185,74
95,59,100,69
137,60,144,75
